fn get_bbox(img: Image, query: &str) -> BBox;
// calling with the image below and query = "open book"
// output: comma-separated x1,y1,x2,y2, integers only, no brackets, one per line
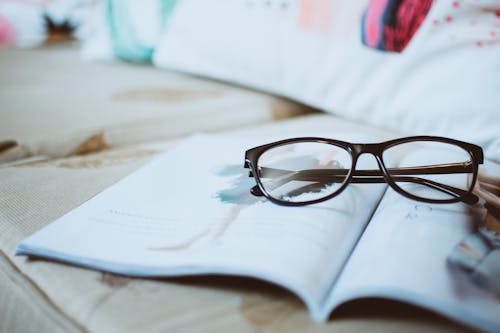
16,134,500,332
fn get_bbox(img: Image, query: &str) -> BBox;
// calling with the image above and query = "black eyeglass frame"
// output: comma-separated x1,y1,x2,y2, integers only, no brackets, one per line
244,136,484,207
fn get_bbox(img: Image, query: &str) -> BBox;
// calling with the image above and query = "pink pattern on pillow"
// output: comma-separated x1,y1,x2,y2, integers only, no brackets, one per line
361,0,433,52
384,0,433,52
298,0,334,33
364,0,388,48
429,0,500,48
0,14,15,45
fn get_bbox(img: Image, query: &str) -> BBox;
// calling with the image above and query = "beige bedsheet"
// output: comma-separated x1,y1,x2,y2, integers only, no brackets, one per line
0,43,312,163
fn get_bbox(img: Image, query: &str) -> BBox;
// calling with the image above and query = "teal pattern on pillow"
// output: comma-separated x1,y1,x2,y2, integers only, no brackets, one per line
107,0,177,62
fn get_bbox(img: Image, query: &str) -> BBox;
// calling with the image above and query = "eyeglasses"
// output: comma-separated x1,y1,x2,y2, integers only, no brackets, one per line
244,136,484,206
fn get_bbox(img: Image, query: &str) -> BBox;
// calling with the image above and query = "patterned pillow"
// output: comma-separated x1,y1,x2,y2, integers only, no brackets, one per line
153,0,500,161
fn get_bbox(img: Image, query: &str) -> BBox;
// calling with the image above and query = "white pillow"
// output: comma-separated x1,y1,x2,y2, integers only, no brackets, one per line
154,0,500,161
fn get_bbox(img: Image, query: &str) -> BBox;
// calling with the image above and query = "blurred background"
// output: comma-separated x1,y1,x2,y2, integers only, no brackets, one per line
1,0,499,162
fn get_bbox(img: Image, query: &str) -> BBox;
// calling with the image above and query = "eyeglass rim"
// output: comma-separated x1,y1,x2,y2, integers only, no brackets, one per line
245,138,355,206
244,136,484,206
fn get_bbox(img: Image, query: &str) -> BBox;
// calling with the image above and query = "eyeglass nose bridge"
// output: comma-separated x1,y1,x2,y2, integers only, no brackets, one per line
352,143,385,156
351,143,386,164
350,143,391,179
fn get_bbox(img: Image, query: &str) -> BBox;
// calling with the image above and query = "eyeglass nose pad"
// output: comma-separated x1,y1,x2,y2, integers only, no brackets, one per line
251,185,264,197
370,153,388,175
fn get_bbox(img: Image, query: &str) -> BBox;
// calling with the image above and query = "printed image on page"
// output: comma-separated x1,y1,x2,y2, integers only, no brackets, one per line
321,142,500,332
16,134,387,318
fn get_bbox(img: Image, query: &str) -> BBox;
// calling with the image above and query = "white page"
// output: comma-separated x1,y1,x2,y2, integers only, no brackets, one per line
17,134,386,318
322,150,500,332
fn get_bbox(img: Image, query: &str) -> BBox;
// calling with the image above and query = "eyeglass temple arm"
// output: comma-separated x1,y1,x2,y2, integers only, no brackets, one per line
248,163,478,204
248,162,472,177
248,162,474,182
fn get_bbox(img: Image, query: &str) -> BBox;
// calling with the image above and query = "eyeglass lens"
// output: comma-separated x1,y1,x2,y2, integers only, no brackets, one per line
382,141,473,201
257,142,352,203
